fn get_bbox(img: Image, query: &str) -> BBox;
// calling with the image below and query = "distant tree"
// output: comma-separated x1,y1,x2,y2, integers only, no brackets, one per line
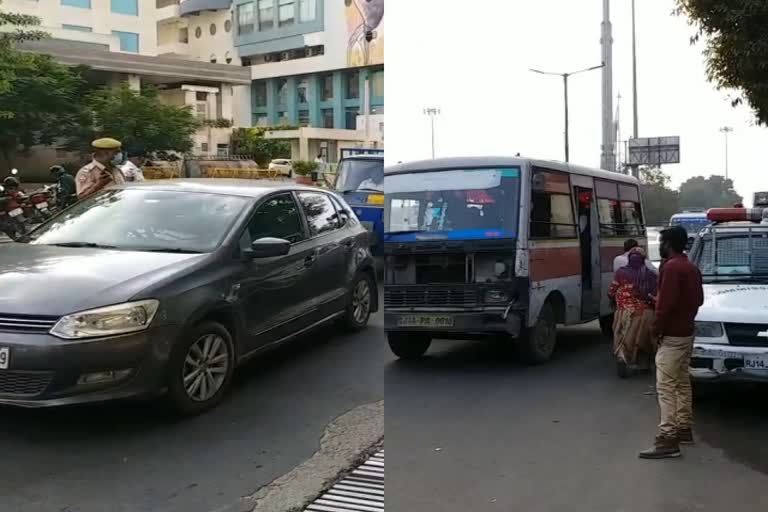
678,175,743,209
231,127,291,166
675,1,768,124
640,166,679,226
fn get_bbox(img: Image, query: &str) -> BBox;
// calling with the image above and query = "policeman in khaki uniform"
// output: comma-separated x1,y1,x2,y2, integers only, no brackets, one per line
75,138,126,200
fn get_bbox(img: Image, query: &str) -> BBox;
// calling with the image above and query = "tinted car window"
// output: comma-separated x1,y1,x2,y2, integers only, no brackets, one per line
298,192,339,237
245,193,305,244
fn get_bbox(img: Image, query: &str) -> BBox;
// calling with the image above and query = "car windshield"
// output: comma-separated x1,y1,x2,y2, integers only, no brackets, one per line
335,158,384,193
26,188,249,253
670,217,709,236
384,168,520,239
695,230,768,282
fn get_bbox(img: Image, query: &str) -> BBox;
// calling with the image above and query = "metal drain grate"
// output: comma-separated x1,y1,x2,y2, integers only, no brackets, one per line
305,449,384,512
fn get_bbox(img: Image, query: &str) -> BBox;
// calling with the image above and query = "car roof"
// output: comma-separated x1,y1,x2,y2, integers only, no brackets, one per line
385,156,639,184
113,178,329,198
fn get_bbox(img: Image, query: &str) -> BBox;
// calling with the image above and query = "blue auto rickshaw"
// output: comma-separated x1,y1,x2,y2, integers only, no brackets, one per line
334,149,384,262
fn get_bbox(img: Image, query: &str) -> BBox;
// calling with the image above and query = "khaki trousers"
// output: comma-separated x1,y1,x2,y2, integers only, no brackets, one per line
655,335,694,437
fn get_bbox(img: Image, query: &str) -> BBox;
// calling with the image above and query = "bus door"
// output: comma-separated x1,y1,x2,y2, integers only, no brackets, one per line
574,184,601,320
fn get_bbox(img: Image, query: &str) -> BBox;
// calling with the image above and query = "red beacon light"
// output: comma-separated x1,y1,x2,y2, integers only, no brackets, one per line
706,207,766,223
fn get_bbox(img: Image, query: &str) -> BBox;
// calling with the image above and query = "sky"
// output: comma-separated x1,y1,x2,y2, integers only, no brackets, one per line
385,0,768,205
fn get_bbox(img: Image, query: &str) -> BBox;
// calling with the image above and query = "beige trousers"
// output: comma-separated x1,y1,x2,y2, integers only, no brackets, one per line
655,335,694,437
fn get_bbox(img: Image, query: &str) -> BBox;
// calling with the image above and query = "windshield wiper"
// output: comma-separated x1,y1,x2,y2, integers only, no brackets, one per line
385,229,426,236
136,247,203,254
50,242,118,249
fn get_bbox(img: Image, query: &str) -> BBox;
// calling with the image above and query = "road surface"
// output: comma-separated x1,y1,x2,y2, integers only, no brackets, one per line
385,324,768,512
0,310,385,512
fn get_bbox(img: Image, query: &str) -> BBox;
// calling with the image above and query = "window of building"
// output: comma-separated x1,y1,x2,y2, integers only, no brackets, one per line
195,102,208,120
278,112,290,125
61,0,91,9
321,74,333,101
62,24,92,32
210,54,217,63
257,0,274,31
210,23,217,36
179,27,189,43
297,78,309,104
195,26,202,38
346,71,359,99
201,143,209,153
278,0,296,27
242,194,305,247
321,108,334,128
277,79,288,107
225,51,233,64
298,193,339,237
530,170,576,238
371,70,384,98
224,19,232,33
238,2,255,34
298,110,310,127
196,92,207,101
253,82,268,107
217,144,230,158
345,107,359,130
111,0,138,16
112,31,139,53
299,0,316,22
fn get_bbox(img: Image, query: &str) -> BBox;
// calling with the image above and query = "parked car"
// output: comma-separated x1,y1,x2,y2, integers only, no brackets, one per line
269,159,293,177
0,179,378,414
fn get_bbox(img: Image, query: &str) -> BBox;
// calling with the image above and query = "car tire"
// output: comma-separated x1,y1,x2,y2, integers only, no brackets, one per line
167,321,236,416
519,302,557,364
388,332,431,360
343,272,374,331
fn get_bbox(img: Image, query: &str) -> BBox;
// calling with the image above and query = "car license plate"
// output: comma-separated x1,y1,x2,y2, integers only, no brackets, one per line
744,355,768,370
397,315,454,328
8,208,22,218
0,347,9,370
35,202,48,210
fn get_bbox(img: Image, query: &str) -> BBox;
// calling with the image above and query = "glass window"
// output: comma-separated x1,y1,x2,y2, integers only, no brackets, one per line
298,110,310,127
62,24,92,32
254,115,269,127
697,233,768,278
278,0,295,27
257,0,274,30
179,27,189,43
619,184,640,203
298,192,340,237
346,71,360,99
345,107,359,130
243,194,305,246
277,79,288,107
530,192,576,238
371,70,384,97
621,201,643,235
253,82,268,108
595,179,620,199
195,26,202,38
112,31,139,53
297,78,309,104
111,0,138,16
28,189,249,253
299,0,316,22
321,108,334,128
61,0,91,8
210,23,217,36
238,2,255,34
336,158,383,193
321,74,334,101
597,199,623,236
225,19,232,32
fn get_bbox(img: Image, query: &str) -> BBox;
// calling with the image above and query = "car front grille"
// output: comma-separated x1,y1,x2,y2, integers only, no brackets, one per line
0,370,53,397
385,287,478,308
724,323,768,347
0,314,58,334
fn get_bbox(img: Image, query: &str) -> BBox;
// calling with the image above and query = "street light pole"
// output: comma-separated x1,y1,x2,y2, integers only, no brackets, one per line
631,0,639,140
423,107,440,159
530,64,604,163
720,126,733,180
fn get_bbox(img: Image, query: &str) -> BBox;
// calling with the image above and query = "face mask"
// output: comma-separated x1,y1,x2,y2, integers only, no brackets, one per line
111,152,124,166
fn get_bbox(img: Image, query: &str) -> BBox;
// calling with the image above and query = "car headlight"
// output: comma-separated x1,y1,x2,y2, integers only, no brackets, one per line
694,321,724,338
50,300,160,340
484,290,509,303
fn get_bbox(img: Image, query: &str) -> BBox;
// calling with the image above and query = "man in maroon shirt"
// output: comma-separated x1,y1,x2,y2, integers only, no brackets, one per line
639,226,704,459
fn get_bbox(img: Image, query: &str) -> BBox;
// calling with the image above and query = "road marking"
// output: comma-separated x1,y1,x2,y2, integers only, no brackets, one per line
306,450,384,512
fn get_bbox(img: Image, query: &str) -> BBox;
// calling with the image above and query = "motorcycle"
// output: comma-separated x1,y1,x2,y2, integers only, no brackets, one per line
0,187,28,240
26,188,54,221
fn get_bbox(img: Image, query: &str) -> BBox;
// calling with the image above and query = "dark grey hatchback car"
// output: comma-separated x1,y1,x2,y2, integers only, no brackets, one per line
0,179,377,414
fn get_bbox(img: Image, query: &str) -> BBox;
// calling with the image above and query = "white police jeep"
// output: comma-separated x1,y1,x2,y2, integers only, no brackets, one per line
688,208,768,382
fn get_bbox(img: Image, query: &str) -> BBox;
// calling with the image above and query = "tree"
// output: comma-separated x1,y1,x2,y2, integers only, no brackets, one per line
678,175,743,209
640,166,679,226
67,85,200,155
675,1,768,124
231,127,291,166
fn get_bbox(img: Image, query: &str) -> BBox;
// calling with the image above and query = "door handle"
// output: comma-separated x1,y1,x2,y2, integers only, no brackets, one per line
304,255,316,267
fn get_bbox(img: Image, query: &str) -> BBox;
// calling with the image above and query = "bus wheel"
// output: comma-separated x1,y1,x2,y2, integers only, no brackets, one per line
388,332,431,360
520,303,557,364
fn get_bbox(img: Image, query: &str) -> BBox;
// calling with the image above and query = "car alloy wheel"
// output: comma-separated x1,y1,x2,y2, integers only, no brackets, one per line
182,333,230,402
352,278,371,324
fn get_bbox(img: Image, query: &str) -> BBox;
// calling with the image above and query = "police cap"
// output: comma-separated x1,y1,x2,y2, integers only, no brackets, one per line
91,138,122,150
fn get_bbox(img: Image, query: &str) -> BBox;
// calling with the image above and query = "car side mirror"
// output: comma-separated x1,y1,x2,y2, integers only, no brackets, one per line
247,237,291,259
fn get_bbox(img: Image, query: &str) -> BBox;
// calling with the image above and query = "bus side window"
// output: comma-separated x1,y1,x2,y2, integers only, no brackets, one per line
530,169,577,239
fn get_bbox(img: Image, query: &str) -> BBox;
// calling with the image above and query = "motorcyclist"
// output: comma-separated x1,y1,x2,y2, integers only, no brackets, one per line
2,176,21,197
49,165,77,207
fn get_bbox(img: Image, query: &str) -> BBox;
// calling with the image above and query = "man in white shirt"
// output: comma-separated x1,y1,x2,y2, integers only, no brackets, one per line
614,239,657,273
121,150,146,182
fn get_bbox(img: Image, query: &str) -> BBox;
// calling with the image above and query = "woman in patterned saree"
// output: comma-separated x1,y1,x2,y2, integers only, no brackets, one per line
608,248,658,378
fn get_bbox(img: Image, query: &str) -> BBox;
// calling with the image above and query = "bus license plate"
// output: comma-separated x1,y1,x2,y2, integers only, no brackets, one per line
0,347,9,370
35,202,48,210
398,315,454,328
8,208,22,218
744,355,768,370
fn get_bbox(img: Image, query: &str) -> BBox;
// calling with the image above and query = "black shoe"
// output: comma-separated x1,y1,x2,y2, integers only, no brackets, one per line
677,428,694,445
638,436,681,459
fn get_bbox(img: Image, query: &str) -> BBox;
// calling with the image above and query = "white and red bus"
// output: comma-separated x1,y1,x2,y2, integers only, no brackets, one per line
384,156,646,362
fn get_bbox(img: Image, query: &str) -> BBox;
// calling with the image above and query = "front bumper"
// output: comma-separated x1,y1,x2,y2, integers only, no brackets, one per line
689,343,768,383
0,325,181,407
385,308,523,337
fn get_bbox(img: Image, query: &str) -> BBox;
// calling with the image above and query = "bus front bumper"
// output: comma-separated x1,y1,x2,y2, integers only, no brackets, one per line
384,307,524,337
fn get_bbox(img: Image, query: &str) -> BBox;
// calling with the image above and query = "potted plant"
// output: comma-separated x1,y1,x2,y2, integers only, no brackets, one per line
293,160,318,185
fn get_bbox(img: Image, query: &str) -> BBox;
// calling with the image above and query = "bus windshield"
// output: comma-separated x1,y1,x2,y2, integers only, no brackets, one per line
336,158,384,193
384,168,520,239
670,216,709,236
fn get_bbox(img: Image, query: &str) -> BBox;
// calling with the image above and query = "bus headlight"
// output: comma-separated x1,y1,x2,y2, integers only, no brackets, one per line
484,290,509,303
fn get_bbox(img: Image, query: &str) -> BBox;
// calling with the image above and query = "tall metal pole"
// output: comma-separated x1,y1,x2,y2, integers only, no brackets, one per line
423,108,440,159
564,74,570,162
720,126,733,180
601,0,615,173
631,0,639,139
